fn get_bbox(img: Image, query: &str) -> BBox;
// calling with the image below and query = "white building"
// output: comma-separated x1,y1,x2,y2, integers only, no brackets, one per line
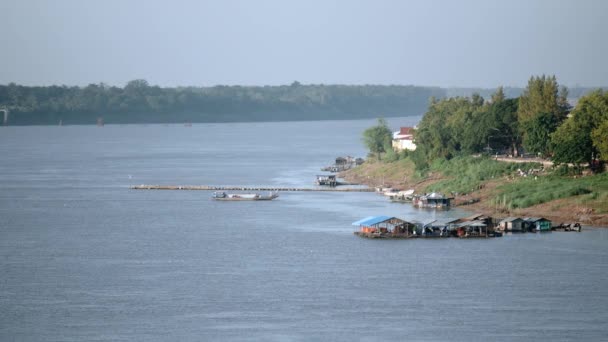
392,127,417,151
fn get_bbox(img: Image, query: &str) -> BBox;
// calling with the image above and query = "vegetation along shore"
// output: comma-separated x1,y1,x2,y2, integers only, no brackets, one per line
344,75,608,227
0,80,602,125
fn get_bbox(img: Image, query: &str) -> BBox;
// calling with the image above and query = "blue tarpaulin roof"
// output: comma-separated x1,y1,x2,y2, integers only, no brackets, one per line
352,215,394,226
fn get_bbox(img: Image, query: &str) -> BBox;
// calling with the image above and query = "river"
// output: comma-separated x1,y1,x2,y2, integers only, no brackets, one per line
1,118,607,341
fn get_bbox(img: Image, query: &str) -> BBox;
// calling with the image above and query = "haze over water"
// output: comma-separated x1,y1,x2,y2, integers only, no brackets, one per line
1,118,608,341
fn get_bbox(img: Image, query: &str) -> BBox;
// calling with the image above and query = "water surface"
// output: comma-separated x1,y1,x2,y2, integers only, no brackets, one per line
1,118,607,341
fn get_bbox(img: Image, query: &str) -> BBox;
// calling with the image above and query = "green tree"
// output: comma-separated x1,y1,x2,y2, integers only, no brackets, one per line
552,90,608,164
491,86,505,103
518,75,563,122
518,75,568,153
592,121,608,162
523,112,559,157
362,118,393,159
492,97,520,156
416,97,471,160
0,82,447,125
551,119,592,165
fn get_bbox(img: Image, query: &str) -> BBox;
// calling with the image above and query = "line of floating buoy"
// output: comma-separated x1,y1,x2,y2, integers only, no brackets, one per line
130,185,375,192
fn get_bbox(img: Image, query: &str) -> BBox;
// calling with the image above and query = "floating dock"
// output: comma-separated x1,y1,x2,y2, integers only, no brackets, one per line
130,185,375,192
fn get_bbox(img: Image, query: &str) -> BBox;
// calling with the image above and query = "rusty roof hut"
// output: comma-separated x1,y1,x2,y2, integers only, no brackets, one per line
523,217,552,232
452,220,491,238
447,213,493,227
352,216,417,238
498,217,525,232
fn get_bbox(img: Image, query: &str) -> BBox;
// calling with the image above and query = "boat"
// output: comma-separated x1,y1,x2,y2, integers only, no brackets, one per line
387,189,415,202
212,191,279,201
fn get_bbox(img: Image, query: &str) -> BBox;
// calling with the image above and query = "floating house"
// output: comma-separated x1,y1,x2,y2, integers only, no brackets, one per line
498,217,525,232
419,221,449,237
413,193,452,209
352,216,418,238
352,215,503,239
316,174,337,187
453,220,490,238
392,127,417,151
446,213,493,227
523,217,552,232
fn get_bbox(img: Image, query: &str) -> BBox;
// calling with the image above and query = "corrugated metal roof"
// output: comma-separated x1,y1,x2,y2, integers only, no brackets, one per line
464,213,487,220
523,217,548,222
352,216,376,226
426,192,446,199
500,217,523,223
352,215,394,226
456,220,487,227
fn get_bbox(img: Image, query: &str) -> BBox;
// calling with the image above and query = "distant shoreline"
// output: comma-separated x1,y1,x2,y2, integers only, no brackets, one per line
1,82,604,126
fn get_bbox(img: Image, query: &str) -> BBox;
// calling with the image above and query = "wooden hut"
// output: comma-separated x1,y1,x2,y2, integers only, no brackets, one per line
454,220,489,238
523,217,552,232
447,213,493,227
498,217,525,232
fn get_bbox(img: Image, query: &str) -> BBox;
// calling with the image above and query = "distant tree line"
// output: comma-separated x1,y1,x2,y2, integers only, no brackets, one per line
0,80,445,125
412,75,608,169
445,86,602,101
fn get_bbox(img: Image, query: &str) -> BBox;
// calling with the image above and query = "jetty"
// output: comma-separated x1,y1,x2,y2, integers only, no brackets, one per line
130,184,374,192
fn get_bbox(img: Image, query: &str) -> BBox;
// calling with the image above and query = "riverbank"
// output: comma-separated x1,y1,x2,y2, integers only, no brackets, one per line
340,158,608,227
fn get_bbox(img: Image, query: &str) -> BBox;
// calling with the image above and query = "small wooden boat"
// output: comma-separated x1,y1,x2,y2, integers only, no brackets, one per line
212,191,279,201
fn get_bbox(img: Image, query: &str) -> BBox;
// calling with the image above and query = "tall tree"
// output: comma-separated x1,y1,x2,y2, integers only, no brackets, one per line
522,112,559,157
518,75,568,153
491,86,505,103
485,97,520,156
518,75,566,122
362,118,393,159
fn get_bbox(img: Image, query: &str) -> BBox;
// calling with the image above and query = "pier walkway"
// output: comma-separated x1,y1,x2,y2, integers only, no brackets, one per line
130,185,375,192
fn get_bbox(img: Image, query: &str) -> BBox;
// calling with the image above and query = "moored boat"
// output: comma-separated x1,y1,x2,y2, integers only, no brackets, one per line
212,191,279,201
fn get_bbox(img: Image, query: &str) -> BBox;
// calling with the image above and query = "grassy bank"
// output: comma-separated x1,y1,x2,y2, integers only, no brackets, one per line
425,156,541,195
340,157,420,188
492,173,608,213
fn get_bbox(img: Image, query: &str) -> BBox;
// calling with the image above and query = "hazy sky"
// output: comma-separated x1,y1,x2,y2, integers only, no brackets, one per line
1,0,607,88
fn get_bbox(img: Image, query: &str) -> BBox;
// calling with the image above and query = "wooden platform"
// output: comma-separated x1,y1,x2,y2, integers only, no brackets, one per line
130,185,375,192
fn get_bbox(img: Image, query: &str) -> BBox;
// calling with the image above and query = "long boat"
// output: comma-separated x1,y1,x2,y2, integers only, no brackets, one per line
212,191,279,201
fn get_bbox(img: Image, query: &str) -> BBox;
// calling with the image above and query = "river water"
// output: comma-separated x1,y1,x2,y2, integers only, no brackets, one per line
1,118,607,341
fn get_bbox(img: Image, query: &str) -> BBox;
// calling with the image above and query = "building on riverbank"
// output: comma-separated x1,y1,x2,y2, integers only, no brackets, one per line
392,127,417,151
